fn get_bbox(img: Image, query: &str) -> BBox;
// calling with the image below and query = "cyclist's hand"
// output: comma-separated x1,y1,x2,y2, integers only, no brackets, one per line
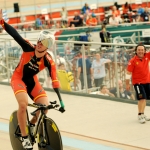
59,107,65,113
0,9,3,21
59,100,65,113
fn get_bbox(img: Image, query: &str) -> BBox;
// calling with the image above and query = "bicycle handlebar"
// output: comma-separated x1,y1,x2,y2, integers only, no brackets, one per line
28,101,65,116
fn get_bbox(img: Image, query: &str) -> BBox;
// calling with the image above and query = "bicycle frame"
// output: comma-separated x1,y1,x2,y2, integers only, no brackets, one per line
27,103,50,146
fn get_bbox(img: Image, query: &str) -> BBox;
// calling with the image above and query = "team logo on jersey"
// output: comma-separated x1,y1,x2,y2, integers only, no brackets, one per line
28,61,39,71
18,84,25,88
136,62,139,65
37,61,42,65
38,88,44,93
51,62,55,66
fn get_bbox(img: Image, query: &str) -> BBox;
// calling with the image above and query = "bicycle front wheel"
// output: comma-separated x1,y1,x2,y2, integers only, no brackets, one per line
38,117,63,150
9,110,24,150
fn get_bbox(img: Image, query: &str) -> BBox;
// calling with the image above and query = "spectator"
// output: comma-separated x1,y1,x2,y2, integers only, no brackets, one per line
97,85,115,96
86,15,97,26
81,3,90,14
60,7,68,26
91,9,96,18
141,7,150,22
55,22,61,28
35,16,42,30
77,53,92,90
110,80,135,100
57,63,74,90
69,12,83,27
91,53,111,87
112,5,120,17
58,63,66,70
109,14,119,26
99,24,111,47
122,2,132,14
122,2,132,23
137,5,144,15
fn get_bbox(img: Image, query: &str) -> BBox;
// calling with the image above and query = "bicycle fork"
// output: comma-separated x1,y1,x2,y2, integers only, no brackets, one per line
37,115,48,148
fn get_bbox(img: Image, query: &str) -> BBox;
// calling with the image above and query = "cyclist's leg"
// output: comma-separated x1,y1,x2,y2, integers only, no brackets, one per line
16,92,28,136
11,78,33,149
30,96,49,125
28,75,48,124
11,79,28,137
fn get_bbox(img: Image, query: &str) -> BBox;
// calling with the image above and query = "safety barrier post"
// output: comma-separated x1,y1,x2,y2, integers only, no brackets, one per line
138,31,140,43
114,45,120,98
81,44,88,93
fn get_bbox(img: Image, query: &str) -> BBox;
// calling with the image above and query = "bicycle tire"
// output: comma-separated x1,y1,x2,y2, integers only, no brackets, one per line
38,117,63,150
9,110,25,150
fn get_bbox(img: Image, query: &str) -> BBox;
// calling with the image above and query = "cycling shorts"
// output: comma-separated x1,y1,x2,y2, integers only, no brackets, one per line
11,73,47,101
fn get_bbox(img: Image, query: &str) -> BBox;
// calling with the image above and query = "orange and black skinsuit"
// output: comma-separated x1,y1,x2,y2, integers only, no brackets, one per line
0,19,63,103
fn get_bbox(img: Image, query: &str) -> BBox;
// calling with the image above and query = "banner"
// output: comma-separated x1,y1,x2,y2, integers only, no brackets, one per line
135,0,142,4
142,29,150,37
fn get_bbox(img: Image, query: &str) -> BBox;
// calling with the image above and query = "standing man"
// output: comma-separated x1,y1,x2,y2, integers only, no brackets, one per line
77,52,92,90
60,7,68,26
126,43,150,124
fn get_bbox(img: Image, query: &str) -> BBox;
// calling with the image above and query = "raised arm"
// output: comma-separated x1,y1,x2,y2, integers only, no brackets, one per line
0,9,30,51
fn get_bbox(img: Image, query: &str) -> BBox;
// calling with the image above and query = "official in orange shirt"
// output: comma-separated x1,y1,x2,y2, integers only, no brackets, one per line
126,43,150,124
86,15,97,26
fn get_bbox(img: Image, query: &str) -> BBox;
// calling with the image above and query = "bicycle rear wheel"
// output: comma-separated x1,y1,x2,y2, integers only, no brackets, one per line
9,110,25,150
38,118,63,150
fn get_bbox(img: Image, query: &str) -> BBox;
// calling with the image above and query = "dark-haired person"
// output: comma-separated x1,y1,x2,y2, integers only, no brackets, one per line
97,85,115,97
99,24,111,47
0,9,65,149
126,43,150,124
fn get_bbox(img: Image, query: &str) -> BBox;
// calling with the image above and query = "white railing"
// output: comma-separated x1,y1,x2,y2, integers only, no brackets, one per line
0,38,149,100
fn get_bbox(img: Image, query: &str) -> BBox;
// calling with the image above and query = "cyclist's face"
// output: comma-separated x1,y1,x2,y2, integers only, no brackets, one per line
36,41,47,54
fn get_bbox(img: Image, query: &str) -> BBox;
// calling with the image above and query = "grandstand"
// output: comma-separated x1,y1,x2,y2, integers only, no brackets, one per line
0,0,149,24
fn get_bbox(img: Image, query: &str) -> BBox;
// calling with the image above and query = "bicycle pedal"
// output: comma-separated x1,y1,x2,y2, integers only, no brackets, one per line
38,143,46,148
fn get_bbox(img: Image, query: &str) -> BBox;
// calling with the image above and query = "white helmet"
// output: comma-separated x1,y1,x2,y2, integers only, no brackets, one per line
37,30,55,49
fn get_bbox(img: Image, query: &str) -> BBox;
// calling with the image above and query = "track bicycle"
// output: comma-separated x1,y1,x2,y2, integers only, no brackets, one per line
9,101,65,150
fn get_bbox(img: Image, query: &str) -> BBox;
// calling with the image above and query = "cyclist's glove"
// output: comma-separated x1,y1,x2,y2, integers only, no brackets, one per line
59,100,65,113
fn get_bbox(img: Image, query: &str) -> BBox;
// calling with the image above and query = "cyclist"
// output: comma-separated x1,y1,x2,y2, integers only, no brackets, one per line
0,10,65,150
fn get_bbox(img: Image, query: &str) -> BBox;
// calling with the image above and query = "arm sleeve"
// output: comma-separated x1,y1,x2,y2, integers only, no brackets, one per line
0,19,32,51
127,58,135,72
44,53,60,88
